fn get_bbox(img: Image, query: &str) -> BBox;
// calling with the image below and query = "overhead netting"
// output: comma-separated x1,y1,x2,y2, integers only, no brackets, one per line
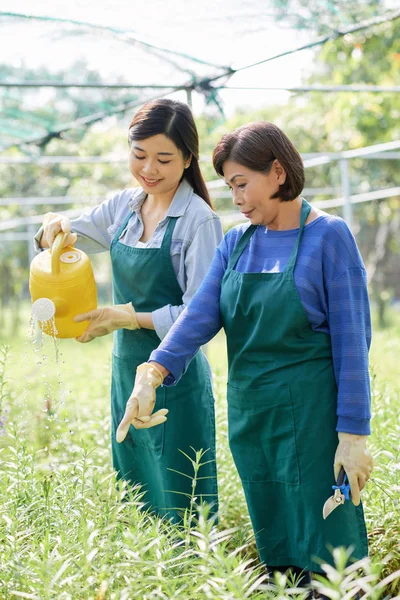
0,0,399,152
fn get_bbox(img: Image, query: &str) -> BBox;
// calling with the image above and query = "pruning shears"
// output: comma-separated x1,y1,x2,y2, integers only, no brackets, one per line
322,466,351,519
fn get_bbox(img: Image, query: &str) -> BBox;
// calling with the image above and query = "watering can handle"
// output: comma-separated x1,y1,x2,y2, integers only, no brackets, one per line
51,232,70,275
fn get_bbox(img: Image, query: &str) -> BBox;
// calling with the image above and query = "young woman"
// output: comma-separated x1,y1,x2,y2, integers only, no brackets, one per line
117,122,374,591
37,99,222,522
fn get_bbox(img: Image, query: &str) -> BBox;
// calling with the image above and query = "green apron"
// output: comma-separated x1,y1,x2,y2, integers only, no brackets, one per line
219,199,368,572
110,214,218,523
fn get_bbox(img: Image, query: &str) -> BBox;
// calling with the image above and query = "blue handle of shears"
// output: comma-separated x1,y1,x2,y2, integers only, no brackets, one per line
332,466,350,501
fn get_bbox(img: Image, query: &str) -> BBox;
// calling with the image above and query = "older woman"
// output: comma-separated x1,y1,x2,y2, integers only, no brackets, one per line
117,121,373,593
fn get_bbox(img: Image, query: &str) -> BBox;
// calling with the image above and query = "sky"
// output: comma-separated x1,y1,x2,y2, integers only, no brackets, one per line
0,0,316,115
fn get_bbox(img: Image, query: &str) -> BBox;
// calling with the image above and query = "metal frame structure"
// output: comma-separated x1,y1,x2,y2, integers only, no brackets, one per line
1,140,399,263
1,9,399,261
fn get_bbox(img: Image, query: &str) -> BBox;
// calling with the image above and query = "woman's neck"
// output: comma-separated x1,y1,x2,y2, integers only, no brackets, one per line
140,193,173,226
144,183,179,213
266,197,303,231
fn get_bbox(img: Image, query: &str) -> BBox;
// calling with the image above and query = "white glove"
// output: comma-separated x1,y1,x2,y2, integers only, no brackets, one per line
334,433,374,506
41,212,77,249
116,362,168,442
74,303,140,343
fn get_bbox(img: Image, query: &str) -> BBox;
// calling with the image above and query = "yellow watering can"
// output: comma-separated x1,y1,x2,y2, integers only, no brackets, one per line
29,232,97,338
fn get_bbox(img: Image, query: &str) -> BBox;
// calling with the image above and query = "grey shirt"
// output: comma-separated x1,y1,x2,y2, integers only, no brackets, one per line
35,179,223,340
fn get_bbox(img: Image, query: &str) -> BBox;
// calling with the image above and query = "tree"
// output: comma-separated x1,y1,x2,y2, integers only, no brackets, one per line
270,0,385,34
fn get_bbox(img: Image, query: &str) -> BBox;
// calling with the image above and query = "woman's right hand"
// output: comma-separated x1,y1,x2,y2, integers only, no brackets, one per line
334,433,374,506
116,363,168,443
41,212,78,248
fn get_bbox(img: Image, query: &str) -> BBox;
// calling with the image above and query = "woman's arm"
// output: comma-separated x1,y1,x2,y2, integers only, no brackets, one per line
69,195,119,254
34,193,119,255
149,216,223,338
327,266,372,435
149,361,170,379
149,239,228,385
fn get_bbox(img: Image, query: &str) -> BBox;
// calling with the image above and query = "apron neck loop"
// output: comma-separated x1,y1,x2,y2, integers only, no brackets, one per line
161,217,178,249
227,225,257,270
111,211,178,250
111,210,133,249
227,198,311,272
286,198,311,272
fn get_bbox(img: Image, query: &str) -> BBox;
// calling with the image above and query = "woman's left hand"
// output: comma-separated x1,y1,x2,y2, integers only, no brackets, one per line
74,302,140,343
334,433,374,506
116,362,168,443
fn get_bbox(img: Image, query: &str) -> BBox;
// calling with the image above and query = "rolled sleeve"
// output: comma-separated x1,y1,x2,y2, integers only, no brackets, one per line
33,194,120,256
152,304,185,341
34,226,45,253
181,216,223,306
71,197,118,254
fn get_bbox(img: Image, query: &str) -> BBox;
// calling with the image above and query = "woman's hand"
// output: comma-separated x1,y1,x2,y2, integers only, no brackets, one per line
116,362,168,443
74,303,140,343
41,212,77,248
334,433,374,506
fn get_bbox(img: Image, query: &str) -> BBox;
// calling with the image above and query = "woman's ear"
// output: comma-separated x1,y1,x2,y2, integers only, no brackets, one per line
273,159,286,185
185,155,192,169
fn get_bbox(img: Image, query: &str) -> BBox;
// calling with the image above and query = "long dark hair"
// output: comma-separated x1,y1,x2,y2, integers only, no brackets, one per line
128,99,212,208
213,122,304,202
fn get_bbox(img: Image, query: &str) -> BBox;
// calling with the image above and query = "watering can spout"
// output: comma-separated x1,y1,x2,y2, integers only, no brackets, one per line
32,298,56,322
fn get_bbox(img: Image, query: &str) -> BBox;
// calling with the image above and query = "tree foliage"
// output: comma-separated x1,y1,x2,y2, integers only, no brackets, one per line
270,0,386,34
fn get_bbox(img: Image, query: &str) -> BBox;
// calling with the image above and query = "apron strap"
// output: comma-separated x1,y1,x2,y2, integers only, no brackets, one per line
227,199,311,272
286,198,312,272
160,217,178,249
111,210,178,251
111,210,133,249
227,225,257,270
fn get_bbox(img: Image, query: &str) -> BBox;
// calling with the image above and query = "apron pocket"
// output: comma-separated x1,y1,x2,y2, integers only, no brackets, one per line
227,383,300,485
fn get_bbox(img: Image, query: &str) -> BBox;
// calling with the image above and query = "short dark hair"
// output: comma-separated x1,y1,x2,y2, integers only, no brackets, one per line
212,122,304,202
128,99,212,207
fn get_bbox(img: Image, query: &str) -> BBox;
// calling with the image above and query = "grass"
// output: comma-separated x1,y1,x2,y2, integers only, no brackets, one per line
0,305,399,599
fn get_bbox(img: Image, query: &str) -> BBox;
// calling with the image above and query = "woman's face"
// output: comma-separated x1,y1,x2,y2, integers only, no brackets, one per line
129,134,189,196
223,160,286,227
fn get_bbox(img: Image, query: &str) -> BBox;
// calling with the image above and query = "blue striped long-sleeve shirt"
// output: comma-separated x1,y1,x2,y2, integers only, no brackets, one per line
151,212,372,435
